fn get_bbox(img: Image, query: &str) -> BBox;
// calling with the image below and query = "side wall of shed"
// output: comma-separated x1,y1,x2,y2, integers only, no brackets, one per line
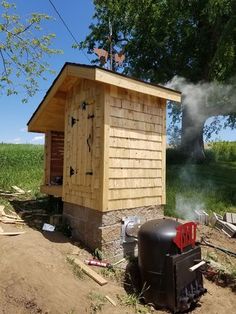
104,86,166,211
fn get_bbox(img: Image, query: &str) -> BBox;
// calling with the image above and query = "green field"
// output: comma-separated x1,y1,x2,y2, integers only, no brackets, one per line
0,143,44,196
0,143,235,217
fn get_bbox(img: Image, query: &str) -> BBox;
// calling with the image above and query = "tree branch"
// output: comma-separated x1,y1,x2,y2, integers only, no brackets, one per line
0,48,7,77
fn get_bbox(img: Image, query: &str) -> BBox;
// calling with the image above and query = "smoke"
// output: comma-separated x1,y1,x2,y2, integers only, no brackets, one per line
165,77,236,221
175,194,205,221
166,76,236,115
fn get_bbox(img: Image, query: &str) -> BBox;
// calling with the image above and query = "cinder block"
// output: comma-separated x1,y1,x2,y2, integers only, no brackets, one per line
63,202,164,260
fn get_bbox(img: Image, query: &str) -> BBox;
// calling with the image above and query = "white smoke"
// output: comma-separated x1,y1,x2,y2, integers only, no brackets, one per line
175,194,205,221
166,76,236,115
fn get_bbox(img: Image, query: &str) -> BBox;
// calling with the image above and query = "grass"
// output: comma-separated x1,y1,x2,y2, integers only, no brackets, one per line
0,143,44,197
0,143,235,218
88,291,106,314
66,256,84,280
166,152,236,217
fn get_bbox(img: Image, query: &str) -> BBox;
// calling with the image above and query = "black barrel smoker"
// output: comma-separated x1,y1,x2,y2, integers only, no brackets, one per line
138,219,206,313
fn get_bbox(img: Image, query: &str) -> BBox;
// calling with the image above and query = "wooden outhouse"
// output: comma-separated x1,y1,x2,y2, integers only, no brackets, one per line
28,63,181,259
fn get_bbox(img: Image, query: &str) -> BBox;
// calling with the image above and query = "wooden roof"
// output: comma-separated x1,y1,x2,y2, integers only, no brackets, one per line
28,63,181,133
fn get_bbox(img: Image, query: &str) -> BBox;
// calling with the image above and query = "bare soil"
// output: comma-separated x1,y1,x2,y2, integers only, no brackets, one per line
0,221,235,314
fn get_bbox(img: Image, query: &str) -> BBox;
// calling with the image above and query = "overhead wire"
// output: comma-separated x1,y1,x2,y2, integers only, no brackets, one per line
48,0,91,63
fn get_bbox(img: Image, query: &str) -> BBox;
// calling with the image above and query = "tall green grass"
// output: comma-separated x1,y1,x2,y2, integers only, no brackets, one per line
0,143,235,217
208,141,236,162
166,142,236,217
0,143,44,196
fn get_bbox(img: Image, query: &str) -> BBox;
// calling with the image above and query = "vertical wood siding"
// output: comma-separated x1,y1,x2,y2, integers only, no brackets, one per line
63,79,104,210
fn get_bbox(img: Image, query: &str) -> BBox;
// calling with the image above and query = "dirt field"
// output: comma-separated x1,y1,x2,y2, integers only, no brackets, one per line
0,222,235,314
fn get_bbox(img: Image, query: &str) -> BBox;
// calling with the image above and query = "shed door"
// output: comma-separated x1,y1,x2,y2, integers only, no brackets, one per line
63,95,95,206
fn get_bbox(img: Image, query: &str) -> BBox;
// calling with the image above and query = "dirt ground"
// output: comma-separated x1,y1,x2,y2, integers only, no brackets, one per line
0,221,235,314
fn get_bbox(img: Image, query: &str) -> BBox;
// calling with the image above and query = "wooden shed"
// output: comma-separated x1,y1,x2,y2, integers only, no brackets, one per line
28,63,181,259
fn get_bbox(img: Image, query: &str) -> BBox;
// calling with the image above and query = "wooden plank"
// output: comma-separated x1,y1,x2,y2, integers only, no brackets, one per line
69,257,108,286
110,116,162,133
109,178,162,189
109,187,162,200
109,127,162,142
44,132,52,185
12,186,25,194
109,158,161,169
105,296,117,307
0,231,26,236
109,137,162,151
95,68,181,102
108,196,162,211
109,168,161,178
110,105,162,124
161,99,166,204
109,148,162,160
28,67,68,131
40,185,62,197
67,65,95,81
101,87,110,211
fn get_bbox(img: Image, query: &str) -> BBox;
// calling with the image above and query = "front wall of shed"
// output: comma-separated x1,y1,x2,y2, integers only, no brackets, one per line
105,86,166,211
63,79,104,210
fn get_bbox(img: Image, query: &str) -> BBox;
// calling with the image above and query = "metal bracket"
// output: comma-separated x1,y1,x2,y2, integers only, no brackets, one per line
121,216,141,244
81,101,89,110
88,114,95,119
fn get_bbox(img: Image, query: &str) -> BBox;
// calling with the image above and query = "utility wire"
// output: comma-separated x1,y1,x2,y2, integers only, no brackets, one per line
48,0,91,63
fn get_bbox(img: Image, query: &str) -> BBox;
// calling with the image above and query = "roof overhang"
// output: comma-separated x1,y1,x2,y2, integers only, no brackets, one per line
28,63,181,133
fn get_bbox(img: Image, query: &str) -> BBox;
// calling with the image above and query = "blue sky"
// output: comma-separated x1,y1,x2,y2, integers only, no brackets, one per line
0,0,235,144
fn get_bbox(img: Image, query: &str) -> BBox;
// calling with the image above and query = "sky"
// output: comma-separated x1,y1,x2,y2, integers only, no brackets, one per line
0,0,235,145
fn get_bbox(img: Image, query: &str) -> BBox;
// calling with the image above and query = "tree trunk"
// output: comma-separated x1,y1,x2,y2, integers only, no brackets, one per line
181,106,206,162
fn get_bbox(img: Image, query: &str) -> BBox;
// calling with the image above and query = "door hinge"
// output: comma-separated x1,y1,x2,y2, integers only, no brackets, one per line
70,166,77,177
71,116,79,127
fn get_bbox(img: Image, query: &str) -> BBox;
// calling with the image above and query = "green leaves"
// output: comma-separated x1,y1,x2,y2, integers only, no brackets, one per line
0,1,62,102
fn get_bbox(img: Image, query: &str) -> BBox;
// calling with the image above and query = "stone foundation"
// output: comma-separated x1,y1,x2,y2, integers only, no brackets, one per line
63,202,163,261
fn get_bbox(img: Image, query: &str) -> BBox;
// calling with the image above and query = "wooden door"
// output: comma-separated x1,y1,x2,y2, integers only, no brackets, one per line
63,88,95,207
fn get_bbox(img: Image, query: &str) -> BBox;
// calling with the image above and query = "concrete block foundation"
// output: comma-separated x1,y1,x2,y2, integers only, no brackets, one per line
63,202,163,261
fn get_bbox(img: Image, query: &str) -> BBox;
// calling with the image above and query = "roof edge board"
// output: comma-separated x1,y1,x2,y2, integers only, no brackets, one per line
95,68,181,102
27,64,69,127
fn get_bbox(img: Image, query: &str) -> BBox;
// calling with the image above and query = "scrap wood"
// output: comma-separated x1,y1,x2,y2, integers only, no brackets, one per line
68,256,108,286
12,186,25,194
0,205,24,221
105,295,117,306
201,237,236,258
0,231,25,236
0,192,22,196
0,218,25,224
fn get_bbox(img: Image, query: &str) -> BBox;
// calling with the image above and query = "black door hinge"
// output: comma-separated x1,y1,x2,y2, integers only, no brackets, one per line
71,116,79,127
70,166,77,177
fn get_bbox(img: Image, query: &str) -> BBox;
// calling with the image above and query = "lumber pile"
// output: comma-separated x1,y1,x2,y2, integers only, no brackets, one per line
0,205,25,225
0,205,25,236
0,185,28,197
210,212,236,238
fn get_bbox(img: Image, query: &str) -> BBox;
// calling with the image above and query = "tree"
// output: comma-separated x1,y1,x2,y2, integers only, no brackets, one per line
80,0,236,161
0,1,60,102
